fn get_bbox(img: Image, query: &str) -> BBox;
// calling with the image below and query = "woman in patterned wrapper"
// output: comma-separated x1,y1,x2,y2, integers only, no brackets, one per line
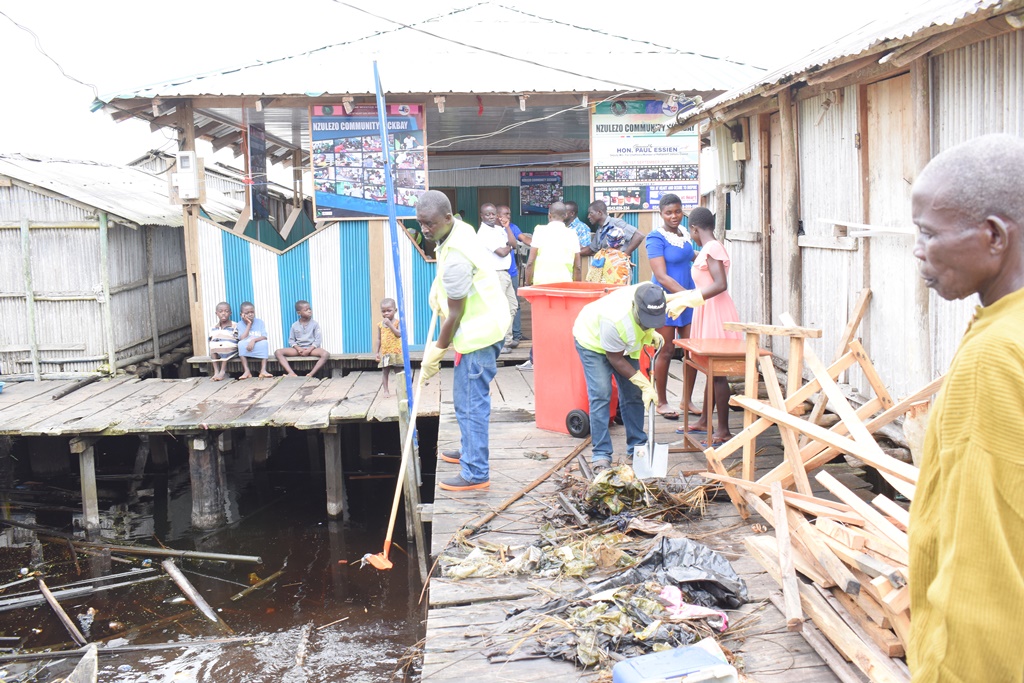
585,224,632,285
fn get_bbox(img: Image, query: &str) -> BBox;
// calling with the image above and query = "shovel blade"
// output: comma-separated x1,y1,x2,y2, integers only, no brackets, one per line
633,442,668,479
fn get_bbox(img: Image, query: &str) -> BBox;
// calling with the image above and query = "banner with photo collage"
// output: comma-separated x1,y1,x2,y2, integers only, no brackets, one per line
591,100,699,211
519,171,563,215
310,103,427,219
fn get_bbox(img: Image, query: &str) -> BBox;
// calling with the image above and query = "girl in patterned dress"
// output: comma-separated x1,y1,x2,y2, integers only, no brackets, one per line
375,298,403,397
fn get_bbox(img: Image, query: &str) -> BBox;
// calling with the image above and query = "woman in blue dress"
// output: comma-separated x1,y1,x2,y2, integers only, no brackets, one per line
644,193,698,419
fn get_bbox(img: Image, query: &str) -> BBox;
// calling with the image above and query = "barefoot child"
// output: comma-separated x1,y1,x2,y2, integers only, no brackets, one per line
375,298,403,397
275,300,330,377
238,301,272,379
208,302,239,381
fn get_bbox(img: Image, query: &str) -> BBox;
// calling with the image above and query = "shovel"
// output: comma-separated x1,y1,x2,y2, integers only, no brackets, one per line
364,310,438,571
633,347,669,479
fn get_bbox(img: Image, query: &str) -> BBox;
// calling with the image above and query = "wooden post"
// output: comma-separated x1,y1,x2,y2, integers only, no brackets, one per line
910,58,933,388
771,482,804,631
178,99,206,357
150,434,169,470
778,87,802,325
74,441,100,534
741,332,759,485
145,225,162,377
358,423,372,462
20,218,40,381
128,436,150,501
98,212,116,374
396,372,429,583
713,185,727,243
187,436,225,529
323,429,347,520
217,430,233,453
759,113,773,326
247,428,268,466
306,432,322,473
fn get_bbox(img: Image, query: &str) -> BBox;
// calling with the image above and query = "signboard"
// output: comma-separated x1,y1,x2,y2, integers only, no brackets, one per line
247,123,269,221
310,103,427,219
591,100,699,211
519,171,563,215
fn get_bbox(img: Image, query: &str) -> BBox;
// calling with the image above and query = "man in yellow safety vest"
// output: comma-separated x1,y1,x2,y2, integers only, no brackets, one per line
572,282,666,473
417,191,511,491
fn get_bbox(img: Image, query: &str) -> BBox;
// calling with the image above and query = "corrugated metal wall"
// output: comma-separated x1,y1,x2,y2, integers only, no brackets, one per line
309,227,344,354
0,185,94,222
339,222,372,353
380,219,417,345
929,29,1024,377
1,220,188,376
797,86,866,376
724,116,767,329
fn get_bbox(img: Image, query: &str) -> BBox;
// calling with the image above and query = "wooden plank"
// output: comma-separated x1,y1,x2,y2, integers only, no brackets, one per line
0,377,136,434
741,332,760,485
199,379,282,430
814,517,865,550
772,482,804,631
734,396,918,485
0,379,66,404
21,378,149,436
745,535,909,683
848,340,894,410
871,495,909,531
98,379,205,434
229,376,309,427
826,587,905,658
700,473,864,525
709,350,858,463
266,377,335,427
329,371,380,422
818,521,909,566
787,507,862,596
294,374,361,428
722,322,822,338
758,397,883,489
162,379,261,431
869,576,911,647
815,471,908,551
817,531,906,589
767,593,866,683
67,380,173,434
121,379,226,432
760,357,813,496
37,578,87,646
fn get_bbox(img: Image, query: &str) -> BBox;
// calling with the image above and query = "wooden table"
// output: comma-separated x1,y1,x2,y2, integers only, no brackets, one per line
674,338,771,453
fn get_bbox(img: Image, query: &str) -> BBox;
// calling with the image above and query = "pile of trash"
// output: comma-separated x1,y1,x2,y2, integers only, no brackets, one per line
482,537,747,670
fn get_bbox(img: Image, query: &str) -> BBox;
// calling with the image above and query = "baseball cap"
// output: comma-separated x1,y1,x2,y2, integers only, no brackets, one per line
634,283,666,328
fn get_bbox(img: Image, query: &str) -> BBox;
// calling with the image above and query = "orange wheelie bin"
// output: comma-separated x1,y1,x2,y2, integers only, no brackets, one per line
518,282,622,436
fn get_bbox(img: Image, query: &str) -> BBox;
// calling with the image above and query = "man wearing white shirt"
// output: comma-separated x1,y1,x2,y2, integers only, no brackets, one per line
477,203,518,350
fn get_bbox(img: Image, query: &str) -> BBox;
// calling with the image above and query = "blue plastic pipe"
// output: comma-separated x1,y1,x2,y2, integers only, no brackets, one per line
373,62,415,410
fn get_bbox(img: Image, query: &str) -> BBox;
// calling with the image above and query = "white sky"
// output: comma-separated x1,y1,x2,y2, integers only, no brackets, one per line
0,0,923,168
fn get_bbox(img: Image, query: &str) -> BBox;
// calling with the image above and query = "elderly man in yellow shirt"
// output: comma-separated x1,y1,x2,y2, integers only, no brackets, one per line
909,133,1024,683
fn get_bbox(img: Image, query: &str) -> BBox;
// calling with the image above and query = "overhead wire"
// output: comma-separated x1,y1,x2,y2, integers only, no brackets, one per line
426,92,626,150
331,1,681,96
0,7,99,99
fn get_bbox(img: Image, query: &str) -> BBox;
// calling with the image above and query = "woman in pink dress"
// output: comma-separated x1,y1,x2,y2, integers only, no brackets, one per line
681,207,740,444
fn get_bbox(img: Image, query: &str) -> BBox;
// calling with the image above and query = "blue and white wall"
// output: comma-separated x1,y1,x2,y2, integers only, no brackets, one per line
198,218,436,355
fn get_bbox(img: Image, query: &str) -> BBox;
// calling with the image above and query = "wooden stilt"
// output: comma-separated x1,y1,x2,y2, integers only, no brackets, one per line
149,434,168,469
128,436,150,501
358,423,372,462
216,430,233,453
187,436,225,529
247,428,269,466
396,372,428,583
323,429,347,520
307,432,322,473
71,438,100,534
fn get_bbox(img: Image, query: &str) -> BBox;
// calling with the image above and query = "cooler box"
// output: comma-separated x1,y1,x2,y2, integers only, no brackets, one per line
612,640,738,683
519,282,621,435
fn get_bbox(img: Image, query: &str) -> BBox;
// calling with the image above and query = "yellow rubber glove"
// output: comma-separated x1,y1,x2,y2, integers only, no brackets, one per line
629,372,658,408
648,331,665,349
667,289,705,319
418,342,448,385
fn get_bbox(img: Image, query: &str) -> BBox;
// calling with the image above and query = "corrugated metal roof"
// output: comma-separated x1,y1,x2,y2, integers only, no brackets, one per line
674,0,1006,125
98,3,765,102
0,153,241,227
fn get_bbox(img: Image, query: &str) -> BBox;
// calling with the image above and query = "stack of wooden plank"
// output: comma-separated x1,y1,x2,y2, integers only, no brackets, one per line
694,304,944,683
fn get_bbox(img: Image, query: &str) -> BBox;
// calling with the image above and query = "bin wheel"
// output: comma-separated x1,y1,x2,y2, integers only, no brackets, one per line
566,410,590,438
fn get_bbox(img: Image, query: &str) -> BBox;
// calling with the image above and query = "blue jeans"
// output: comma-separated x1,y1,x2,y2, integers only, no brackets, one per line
453,342,502,483
575,342,647,464
511,277,522,341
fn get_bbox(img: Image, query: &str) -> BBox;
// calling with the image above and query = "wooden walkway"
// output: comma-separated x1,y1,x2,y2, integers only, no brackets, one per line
0,370,444,437
423,363,866,682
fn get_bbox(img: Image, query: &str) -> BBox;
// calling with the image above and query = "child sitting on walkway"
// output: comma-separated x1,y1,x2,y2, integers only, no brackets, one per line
208,301,239,381
238,301,272,379
275,300,330,377
375,297,403,397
